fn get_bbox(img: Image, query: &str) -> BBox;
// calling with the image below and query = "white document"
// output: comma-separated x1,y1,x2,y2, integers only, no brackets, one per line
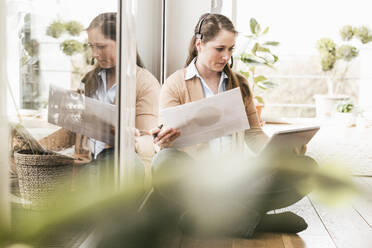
160,87,250,148
48,85,117,146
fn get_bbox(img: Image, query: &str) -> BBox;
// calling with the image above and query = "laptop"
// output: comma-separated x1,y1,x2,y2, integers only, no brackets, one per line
258,126,320,156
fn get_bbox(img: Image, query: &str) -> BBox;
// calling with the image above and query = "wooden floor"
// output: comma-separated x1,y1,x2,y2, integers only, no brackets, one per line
162,176,372,248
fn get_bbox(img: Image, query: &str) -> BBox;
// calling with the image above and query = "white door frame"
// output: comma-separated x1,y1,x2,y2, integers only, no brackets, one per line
116,0,137,190
0,0,10,231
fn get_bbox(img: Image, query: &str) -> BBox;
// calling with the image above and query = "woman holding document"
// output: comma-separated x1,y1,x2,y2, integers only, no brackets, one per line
80,12,160,166
151,13,317,237
40,13,160,183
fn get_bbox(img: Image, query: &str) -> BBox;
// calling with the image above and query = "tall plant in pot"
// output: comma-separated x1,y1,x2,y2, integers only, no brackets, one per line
315,25,372,118
236,18,279,125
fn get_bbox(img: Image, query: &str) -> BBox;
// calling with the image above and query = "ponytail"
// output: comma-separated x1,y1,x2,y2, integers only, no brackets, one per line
224,65,251,100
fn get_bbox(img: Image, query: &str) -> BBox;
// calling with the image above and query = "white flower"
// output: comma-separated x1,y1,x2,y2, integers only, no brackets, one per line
339,25,354,41
336,45,358,61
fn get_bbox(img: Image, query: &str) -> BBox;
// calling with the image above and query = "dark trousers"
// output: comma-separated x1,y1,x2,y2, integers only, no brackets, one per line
151,148,317,237
79,149,145,191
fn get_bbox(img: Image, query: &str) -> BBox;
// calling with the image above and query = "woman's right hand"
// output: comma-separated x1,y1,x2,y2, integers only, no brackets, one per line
151,126,181,149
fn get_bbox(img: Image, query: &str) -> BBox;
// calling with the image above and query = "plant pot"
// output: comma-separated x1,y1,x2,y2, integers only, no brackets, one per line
255,104,264,126
15,150,74,210
334,112,355,127
314,94,350,119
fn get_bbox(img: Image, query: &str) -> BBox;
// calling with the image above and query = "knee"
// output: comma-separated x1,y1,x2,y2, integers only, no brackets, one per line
300,155,318,171
151,148,192,174
152,148,175,170
134,153,145,182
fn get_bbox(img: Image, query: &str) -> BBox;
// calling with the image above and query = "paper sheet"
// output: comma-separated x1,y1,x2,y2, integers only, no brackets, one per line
160,87,250,148
48,86,117,146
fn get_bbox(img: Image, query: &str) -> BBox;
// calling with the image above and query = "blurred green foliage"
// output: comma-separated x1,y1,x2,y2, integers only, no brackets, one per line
337,101,354,113
46,20,86,57
64,21,84,36
46,21,65,38
0,151,361,247
60,39,85,56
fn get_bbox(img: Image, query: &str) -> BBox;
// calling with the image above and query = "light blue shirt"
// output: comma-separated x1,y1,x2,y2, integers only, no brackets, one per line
185,58,233,154
185,58,228,96
90,69,118,159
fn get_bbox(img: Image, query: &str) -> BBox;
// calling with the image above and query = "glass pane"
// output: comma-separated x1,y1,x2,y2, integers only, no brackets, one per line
235,0,371,118
6,0,121,246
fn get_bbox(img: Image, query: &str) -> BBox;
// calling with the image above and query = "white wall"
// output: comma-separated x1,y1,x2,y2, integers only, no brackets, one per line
136,0,163,81
164,0,212,78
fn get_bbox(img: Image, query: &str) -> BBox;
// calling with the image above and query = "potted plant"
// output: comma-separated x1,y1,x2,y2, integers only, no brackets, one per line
335,101,356,126
236,18,279,124
315,25,372,119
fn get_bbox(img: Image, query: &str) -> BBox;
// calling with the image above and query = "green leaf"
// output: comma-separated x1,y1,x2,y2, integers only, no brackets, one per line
272,54,279,63
239,70,250,78
256,81,269,90
256,81,277,90
255,55,270,64
263,62,275,69
250,18,258,34
337,102,354,113
256,45,270,53
254,75,267,83
251,43,259,55
254,95,265,105
262,27,269,35
263,41,280,46
255,23,261,35
240,53,261,64
244,35,255,39
262,81,278,88
242,58,261,64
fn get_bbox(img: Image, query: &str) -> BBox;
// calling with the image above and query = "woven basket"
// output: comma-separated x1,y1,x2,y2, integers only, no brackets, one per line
15,150,74,210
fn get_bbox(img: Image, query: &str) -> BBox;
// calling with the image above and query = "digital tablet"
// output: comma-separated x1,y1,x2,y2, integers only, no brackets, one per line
258,126,320,155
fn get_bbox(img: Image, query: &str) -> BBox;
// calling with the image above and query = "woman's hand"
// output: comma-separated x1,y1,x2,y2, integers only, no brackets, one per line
151,125,181,149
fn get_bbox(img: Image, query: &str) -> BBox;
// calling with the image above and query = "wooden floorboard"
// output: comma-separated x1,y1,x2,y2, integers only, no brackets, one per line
275,197,336,248
309,192,372,248
180,233,285,248
180,236,233,248
232,233,284,248
352,177,372,228
177,177,372,248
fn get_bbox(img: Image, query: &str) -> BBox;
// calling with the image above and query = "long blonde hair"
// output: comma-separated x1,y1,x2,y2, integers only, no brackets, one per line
185,13,251,100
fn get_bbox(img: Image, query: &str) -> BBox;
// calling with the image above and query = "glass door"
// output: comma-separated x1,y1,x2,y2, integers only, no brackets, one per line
0,0,140,246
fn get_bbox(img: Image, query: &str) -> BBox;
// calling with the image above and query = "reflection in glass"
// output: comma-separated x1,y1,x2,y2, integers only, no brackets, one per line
4,0,163,246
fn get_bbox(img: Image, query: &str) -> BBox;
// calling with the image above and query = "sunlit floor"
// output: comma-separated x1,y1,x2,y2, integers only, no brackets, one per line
160,122,372,248
10,119,372,247
161,176,372,248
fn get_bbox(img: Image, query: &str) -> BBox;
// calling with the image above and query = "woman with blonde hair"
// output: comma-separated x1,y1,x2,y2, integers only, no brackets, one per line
40,12,160,186
151,13,317,237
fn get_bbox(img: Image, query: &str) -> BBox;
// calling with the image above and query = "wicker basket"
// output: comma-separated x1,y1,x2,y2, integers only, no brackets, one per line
15,150,74,210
